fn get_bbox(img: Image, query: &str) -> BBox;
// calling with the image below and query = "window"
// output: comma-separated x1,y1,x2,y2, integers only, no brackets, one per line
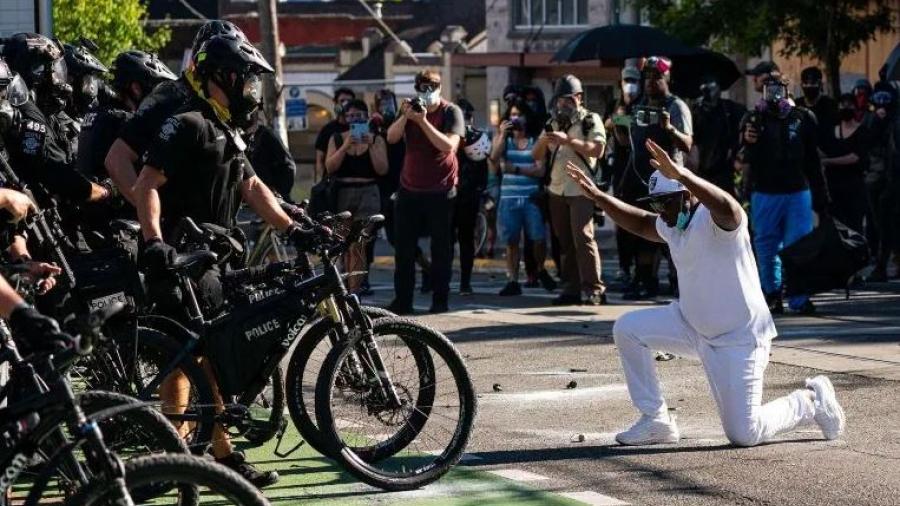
513,0,588,28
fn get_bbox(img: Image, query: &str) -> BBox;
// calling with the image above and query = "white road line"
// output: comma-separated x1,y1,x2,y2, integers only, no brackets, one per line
488,468,550,482
561,491,630,505
479,384,627,404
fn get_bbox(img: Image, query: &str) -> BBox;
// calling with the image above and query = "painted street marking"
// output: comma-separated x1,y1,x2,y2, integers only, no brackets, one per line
479,384,627,404
488,468,550,482
561,491,630,505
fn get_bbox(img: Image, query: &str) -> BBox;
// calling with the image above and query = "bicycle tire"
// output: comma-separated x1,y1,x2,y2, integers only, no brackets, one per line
242,365,285,446
285,305,393,457
315,317,476,491
24,391,189,506
107,325,217,454
64,453,269,506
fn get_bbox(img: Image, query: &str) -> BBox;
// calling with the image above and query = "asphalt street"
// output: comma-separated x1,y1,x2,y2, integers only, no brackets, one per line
352,236,900,506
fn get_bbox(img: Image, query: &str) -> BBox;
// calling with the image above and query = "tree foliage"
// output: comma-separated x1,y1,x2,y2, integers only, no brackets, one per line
636,0,895,93
53,0,170,66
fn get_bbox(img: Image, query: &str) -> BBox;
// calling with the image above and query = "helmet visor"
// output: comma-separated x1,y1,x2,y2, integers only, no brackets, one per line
763,82,787,102
242,72,263,106
5,75,29,107
50,58,68,86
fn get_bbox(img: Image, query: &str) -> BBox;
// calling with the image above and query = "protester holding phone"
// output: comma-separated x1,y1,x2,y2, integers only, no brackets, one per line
325,98,388,293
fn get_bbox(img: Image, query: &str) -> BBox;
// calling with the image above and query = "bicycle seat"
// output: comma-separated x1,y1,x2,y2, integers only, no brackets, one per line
171,250,218,271
110,219,141,234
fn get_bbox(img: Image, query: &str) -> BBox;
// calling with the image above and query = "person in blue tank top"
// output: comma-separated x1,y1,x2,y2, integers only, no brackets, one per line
489,100,556,295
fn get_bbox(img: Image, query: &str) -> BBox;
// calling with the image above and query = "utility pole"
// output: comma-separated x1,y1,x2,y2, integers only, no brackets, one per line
259,0,287,143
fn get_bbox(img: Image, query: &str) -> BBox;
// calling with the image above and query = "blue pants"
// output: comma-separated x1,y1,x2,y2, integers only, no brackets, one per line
750,191,813,310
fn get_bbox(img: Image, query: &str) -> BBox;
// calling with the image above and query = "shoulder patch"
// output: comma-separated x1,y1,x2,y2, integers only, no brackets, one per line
22,131,44,155
82,112,96,128
158,117,181,142
23,120,46,134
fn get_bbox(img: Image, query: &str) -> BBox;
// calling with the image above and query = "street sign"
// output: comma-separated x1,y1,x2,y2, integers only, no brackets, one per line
285,86,307,131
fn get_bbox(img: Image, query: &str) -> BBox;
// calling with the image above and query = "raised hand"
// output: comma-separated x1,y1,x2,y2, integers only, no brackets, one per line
646,139,686,181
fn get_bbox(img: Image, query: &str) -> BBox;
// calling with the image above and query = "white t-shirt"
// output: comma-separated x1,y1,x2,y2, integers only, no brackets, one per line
656,205,777,346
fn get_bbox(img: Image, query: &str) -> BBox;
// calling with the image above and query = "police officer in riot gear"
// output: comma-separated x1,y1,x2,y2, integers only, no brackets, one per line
105,19,248,205
77,51,177,241
63,41,108,122
133,33,308,488
0,33,111,208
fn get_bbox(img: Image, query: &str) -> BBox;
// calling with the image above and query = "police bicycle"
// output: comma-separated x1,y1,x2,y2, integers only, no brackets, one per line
0,305,267,506
108,210,475,491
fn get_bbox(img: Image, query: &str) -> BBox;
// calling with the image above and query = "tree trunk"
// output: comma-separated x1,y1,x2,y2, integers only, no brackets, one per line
258,0,287,144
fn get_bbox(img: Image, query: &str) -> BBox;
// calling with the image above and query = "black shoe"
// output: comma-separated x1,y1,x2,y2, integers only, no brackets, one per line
523,278,540,289
552,293,581,306
538,270,558,291
429,302,449,314
584,291,608,306
386,300,414,315
459,284,474,296
623,286,656,301
765,292,784,315
499,281,522,296
216,452,278,489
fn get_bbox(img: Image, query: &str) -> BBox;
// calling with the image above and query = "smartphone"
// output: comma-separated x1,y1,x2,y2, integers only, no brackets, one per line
634,106,663,127
612,114,632,127
350,122,369,141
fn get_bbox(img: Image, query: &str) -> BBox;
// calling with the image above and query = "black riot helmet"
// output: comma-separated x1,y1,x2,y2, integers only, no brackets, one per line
111,50,177,106
1,33,69,112
0,58,29,133
193,34,273,129
191,20,248,56
64,42,108,115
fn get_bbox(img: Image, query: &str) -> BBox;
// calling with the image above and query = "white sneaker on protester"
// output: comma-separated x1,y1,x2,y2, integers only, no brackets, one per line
615,413,680,446
805,375,846,440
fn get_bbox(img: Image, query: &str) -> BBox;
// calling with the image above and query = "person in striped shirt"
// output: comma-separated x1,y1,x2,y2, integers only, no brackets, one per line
489,99,557,296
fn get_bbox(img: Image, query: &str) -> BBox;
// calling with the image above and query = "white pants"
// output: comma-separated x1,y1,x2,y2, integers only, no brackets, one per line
613,303,816,446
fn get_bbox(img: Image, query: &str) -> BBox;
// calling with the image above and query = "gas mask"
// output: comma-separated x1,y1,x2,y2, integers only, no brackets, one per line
334,98,351,118
32,58,70,114
218,71,263,129
622,82,640,100
72,73,102,115
0,75,28,134
555,100,577,126
759,81,792,118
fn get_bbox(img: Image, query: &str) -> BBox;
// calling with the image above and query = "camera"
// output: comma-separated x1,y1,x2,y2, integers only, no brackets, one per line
634,106,664,127
410,97,426,113
745,111,765,138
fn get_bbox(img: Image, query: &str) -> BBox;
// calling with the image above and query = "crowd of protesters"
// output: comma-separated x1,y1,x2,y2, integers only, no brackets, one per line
310,58,900,316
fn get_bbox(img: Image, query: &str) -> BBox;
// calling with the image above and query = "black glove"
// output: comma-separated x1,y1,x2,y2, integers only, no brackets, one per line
141,238,176,274
8,305,70,353
99,178,119,200
286,223,321,251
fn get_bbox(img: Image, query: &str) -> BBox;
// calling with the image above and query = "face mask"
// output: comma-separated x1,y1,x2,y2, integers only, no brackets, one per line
839,107,856,122
802,84,820,100
623,83,639,98
334,99,350,118
556,103,576,124
676,209,691,230
756,97,792,118
417,88,440,108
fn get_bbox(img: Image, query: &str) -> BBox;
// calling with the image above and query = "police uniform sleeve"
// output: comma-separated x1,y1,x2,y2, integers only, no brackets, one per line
143,114,201,178
19,118,93,201
119,91,175,156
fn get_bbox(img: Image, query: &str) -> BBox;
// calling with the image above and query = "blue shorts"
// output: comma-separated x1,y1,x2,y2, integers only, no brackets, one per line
499,196,546,244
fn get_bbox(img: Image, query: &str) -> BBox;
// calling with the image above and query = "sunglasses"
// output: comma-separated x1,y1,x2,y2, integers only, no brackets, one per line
647,194,682,213
415,83,439,93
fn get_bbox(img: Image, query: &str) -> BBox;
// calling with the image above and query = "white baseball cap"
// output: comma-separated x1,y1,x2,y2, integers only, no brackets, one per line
638,170,686,202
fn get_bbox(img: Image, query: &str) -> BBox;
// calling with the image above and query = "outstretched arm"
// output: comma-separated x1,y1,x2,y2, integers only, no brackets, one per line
646,139,742,231
565,161,662,243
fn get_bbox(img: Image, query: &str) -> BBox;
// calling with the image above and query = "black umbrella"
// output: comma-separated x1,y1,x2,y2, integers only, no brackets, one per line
670,50,742,98
882,42,900,81
551,24,701,62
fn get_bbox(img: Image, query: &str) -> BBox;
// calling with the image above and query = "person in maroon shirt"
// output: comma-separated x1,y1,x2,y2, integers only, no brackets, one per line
386,70,465,313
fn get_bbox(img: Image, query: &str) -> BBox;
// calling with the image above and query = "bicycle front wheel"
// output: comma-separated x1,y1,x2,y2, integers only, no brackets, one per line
64,454,269,506
314,317,477,491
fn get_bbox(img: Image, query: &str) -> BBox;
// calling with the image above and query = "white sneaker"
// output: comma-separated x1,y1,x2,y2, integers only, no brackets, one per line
615,413,680,446
805,376,845,440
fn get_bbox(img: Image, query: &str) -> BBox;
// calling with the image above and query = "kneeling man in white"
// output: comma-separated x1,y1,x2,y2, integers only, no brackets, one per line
566,139,845,447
